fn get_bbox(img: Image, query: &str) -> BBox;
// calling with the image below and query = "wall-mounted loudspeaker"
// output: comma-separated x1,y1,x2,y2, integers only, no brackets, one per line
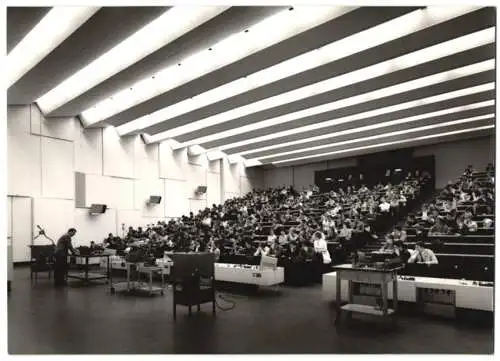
89,204,107,215
149,195,162,204
196,186,207,194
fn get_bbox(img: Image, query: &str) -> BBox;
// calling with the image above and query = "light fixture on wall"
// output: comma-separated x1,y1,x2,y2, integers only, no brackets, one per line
196,186,208,194
148,196,162,205
89,204,107,215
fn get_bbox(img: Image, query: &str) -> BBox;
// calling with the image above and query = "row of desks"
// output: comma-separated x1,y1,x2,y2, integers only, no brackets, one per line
323,264,493,322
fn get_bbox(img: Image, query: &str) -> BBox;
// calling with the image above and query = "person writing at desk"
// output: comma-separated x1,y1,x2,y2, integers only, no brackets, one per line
408,241,438,266
54,228,78,287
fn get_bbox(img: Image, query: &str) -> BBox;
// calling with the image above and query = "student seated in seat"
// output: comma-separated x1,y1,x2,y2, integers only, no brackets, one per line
408,241,438,265
428,218,449,236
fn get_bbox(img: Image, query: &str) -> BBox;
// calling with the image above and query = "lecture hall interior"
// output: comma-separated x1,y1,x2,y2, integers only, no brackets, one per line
4,3,498,355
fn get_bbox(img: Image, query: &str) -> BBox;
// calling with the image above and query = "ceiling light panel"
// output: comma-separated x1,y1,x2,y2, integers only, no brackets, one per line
247,103,495,160
167,59,494,149
80,6,355,125
36,6,227,114
211,81,495,152
7,7,99,88
150,28,494,145
255,114,494,162
272,125,495,165
128,6,481,138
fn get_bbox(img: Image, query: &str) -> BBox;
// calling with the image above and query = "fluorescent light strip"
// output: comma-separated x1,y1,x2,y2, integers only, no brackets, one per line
36,6,227,114
139,9,487,141
7,7,99,87
247,101,495,159
272,125,495,165
253,114,494,162
81,6,355,125
154,30,494,145
117,6,458,135
178,60,494,150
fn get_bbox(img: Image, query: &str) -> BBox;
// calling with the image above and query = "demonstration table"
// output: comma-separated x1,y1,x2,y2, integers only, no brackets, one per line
332,264,403,324
67,254,111,285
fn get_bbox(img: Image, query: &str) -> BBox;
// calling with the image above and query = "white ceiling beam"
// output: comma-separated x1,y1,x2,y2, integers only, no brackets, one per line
37,6,227,115
8,7,99,88
79,6,355,125
142,6,481,142
272,125,494,165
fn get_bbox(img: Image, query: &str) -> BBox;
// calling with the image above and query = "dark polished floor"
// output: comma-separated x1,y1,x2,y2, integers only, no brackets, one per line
8,267,494,354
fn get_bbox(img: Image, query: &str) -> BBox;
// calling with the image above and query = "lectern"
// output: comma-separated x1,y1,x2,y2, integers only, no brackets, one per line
170,253,216,320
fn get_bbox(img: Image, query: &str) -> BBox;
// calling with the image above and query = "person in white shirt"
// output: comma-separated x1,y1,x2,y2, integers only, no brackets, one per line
267,229,277,243
312,231,331,283
202,216,212,228
408,242,438,265
483,218,493,229
278,229,289,245
379,198,391,213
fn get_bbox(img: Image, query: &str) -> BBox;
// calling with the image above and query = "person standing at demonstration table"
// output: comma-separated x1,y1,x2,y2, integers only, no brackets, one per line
54,228,78,287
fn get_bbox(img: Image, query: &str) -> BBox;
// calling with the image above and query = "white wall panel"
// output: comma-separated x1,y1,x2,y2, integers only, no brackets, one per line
42,117,76,141
208,159,220,174
134,178,165,218
116,210,142,236
74,208,117,247
110,177,135,210
264,167,293,189
223,192,239,201
159,142,186,180
7,105,30,135
30,104,42,135
74,125,102,175
292,162,328,190
33,198,75,247
189,198,207,214
221,157,240,194
187,164,207,201
102,127,135,179
84,174,113,208
164,179,188,217
188,153,208,167
240,176,253,195
135,143,159,180
11,197,33,262
207,172,221,207
41,137,74,199
7,133,41,197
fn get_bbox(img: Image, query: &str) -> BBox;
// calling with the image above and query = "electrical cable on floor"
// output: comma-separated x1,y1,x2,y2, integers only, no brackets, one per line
215,292,237,311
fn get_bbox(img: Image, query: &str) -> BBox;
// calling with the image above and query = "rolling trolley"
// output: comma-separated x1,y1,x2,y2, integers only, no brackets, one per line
110,261,165,296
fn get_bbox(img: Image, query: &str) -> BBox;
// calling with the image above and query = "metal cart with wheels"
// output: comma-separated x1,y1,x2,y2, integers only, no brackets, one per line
110,262,165,296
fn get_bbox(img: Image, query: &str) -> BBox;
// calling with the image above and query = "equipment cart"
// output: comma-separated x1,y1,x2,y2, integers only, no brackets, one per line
67,254,111,286
110,262,165,296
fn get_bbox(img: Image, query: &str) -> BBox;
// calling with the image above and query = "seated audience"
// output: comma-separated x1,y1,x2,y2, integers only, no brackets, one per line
408,241,439,265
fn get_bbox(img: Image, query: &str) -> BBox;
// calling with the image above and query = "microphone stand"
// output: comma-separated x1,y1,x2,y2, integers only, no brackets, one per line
33,226,55,246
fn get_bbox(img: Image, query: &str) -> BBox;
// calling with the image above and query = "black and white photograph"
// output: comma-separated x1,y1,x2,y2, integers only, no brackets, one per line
2,0,497,355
